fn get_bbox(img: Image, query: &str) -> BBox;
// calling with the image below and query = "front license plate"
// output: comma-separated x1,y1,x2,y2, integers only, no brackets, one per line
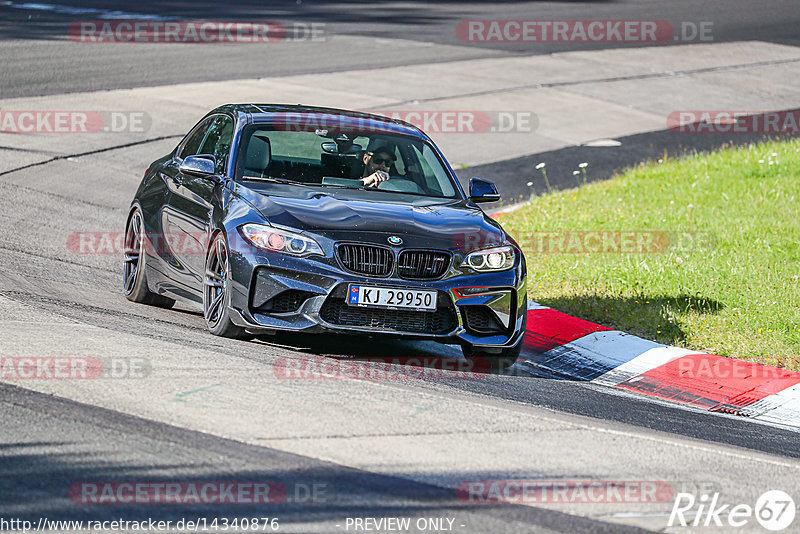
347,285,437,312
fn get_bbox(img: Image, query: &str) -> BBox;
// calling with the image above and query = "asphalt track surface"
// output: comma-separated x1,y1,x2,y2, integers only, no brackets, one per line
2,2,800,533
1,384,646,533
1,0,800,98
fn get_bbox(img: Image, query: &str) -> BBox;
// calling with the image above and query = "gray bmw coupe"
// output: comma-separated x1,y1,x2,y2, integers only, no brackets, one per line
124,104,527,364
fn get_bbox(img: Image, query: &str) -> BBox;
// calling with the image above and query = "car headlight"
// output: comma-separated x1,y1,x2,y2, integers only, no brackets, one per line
239,224,323,257
461,245,515,272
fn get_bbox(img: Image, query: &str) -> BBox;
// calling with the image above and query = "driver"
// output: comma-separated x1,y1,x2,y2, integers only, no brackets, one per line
356,141,396,187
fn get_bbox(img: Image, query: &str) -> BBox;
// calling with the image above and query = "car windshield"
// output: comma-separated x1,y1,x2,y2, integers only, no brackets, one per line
234,125,459,199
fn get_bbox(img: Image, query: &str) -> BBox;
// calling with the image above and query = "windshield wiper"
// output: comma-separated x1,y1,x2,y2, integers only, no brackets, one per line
318,183,361,190
242,176,310,186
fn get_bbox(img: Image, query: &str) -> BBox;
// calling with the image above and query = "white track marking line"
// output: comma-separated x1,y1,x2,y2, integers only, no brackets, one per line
592,346,700,386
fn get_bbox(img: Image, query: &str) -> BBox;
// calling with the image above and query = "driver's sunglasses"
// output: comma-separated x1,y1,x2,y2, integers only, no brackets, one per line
369,153,396,166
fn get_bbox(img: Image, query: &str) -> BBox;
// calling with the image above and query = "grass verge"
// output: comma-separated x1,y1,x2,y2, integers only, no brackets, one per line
500,138,800,370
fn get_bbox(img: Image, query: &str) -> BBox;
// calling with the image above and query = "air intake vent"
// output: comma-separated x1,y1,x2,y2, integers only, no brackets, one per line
337,244,393,276
265,290,312,313
462,305,505,334
397,250,451,280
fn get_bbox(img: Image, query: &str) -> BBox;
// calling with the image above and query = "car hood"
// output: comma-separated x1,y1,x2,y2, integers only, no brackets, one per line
238,188,506,251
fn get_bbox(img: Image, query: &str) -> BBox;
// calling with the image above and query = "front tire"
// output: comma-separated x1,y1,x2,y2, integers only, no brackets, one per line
123,208,175,308
203,233,251,339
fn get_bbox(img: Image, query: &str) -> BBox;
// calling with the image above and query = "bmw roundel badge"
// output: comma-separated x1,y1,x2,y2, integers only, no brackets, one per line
388,236,403,245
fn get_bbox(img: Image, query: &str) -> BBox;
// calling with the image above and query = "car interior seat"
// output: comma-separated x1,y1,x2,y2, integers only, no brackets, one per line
244,135,271,178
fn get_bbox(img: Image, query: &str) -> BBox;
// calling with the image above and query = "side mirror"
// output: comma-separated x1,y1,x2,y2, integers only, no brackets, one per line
179,154,216,177
469,178,501,203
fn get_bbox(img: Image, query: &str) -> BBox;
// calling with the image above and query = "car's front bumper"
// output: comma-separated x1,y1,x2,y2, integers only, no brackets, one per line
226,242,527,349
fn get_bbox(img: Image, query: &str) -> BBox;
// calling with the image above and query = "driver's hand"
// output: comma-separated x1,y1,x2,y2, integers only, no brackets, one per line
361,171,389,188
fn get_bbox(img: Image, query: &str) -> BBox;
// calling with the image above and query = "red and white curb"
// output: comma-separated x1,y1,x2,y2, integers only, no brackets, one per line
520,302,800,430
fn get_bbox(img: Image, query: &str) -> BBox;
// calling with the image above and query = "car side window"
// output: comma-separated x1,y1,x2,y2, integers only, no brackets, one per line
178,117,215,160
199,116,234,175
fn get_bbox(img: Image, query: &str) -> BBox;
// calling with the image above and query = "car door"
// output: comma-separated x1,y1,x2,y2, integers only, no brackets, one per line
147,116,213,297
162,115,233,295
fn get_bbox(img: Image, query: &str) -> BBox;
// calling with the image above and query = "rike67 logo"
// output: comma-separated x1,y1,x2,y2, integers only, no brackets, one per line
669,490,795,531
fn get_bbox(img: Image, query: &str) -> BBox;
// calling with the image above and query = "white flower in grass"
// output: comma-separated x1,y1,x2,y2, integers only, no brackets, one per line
573,170,580,176
578,162,588,168
526,181,533,187
535,162,546,170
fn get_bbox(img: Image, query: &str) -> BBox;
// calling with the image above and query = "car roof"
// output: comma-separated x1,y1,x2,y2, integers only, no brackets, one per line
209,103,425,137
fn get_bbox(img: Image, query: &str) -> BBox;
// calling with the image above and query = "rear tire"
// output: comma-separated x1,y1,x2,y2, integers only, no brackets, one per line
123,208,175,308
203,233,252,339
460,302,527,371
